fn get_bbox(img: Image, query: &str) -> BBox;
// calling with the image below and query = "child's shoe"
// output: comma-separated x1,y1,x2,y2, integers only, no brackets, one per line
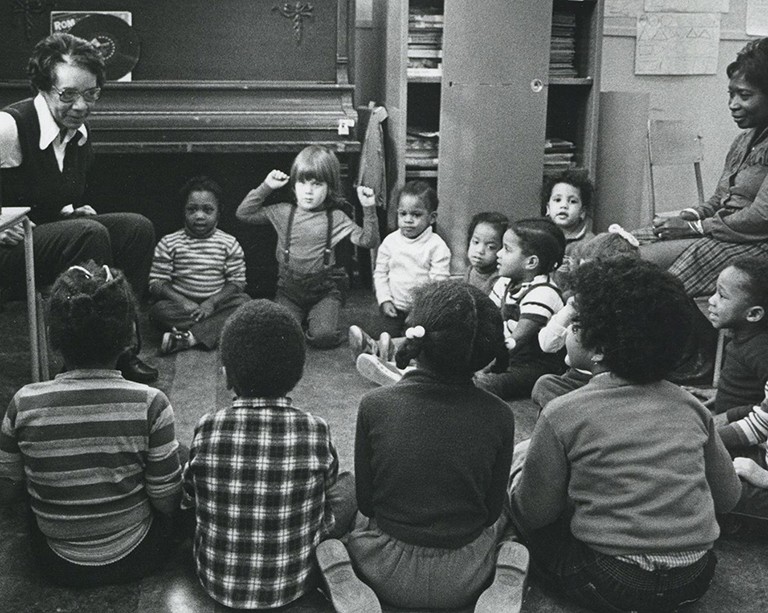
348,325,378,362
160,328,193,355
356,354,403,386
316,539,381,613
474,541,529,613
377,332,393,362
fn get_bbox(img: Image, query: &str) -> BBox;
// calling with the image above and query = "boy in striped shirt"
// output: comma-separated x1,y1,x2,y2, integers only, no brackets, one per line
149,175,250,354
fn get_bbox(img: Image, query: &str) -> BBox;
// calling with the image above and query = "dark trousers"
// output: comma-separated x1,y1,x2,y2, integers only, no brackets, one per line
0,213,155,300
149,292,251,349
508,506,716,613
28,509,178,588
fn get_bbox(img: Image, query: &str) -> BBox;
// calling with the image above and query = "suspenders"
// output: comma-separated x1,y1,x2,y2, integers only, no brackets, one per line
282,206,333,267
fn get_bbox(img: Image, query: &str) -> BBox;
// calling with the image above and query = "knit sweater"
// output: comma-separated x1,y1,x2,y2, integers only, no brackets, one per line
715,328,768,421
512,373,741,556
355,369,515,549
373,227,451,310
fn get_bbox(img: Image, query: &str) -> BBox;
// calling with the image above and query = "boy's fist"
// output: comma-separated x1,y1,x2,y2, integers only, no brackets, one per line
357,185,376,208
264,169,290,190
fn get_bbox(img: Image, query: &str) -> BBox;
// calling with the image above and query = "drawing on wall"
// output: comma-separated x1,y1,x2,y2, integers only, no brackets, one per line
635,13,720,75
605,0,644,18
747,0,768,36
644,0,729,12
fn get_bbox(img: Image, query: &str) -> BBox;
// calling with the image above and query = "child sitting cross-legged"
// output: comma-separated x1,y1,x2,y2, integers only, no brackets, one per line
0,262,183,587
317,280,528,613
349,180,450,367
180,299,363,611
475,218,567,400
509,258,742,612
149,175,250,354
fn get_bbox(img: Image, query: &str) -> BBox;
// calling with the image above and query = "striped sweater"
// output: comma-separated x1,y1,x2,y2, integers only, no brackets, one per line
719,381,768,465
149,228,246,301
0,370,182,564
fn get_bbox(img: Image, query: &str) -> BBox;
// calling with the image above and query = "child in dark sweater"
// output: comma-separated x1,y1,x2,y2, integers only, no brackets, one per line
317,280,526,612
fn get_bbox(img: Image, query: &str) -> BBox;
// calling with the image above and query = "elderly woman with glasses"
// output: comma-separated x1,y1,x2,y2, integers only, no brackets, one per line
0,32,158,383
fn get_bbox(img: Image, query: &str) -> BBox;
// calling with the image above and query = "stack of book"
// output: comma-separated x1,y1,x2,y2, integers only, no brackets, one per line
406,127,439,168
407,6,443,78
550,10,578,78
544,137,576,171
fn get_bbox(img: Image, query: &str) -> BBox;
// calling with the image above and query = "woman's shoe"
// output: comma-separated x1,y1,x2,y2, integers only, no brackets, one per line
116,348,159,383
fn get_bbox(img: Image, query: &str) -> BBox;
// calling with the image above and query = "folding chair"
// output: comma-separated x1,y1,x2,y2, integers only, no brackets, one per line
647,119,705,219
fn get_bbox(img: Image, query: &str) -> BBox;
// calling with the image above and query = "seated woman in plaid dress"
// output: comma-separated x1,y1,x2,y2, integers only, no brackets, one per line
634,38,768,298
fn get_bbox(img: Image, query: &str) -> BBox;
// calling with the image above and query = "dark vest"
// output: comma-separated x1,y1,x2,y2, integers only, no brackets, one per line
1,98,92,224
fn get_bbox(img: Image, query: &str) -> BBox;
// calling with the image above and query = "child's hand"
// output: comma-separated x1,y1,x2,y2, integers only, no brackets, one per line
380,301,398,318
733,457,768,489
357,185,376,208
264,169,289,190
191,300,216,322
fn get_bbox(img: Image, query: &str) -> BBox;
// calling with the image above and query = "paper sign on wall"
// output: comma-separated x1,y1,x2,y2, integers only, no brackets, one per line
747,0,768,36
605,0,644,18
635,13,720,75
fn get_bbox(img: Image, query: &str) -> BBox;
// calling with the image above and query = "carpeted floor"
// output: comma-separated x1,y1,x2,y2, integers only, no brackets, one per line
0,290,766,612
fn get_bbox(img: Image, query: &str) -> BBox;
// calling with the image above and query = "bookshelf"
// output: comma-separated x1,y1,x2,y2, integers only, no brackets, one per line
376,0,602,271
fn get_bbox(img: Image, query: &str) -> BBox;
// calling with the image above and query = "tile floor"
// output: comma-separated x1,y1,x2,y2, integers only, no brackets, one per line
0,291,765,612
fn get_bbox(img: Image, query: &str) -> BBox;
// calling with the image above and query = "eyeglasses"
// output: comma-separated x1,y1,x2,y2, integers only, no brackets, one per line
50,85,102,104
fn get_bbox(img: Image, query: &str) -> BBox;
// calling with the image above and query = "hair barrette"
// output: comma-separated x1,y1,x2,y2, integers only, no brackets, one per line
607,224,640,248
67,265,92,278
102,264,113,281
405,325,425,339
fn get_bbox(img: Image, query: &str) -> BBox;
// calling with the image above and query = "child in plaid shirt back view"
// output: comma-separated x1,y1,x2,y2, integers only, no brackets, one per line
180,300,356,609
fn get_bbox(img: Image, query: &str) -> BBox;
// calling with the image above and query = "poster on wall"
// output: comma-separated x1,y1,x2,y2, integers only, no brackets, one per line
635,12,720,75
50,11,139,81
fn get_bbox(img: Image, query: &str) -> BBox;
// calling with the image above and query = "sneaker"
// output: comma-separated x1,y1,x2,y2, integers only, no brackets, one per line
316,539,381,613
356,353,403,387
474,541,529,613
348,325,378,362
377,332,393,362
160,329,193,355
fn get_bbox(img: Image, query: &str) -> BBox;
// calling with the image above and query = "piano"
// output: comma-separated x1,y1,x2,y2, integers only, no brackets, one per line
0,0,362,296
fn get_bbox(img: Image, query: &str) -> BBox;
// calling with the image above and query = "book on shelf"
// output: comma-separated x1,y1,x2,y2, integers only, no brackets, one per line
408,58,441,70
407,66,442,79
408,48,443,59
405,157,439,168
544,137,575,153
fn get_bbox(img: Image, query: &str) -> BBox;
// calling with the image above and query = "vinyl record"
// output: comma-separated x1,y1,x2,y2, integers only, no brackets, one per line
69,14,140,81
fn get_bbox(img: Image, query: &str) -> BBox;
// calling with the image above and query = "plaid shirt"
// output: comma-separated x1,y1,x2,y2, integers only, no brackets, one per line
181,397,339,609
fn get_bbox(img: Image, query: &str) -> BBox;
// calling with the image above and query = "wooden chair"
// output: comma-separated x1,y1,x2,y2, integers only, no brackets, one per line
646,119,705,218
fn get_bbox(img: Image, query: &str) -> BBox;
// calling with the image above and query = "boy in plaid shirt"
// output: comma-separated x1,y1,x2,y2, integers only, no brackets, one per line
180,300,355,609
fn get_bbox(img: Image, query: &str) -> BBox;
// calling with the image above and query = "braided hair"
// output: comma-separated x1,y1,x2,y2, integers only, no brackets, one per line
394,279,507,379
48,261,136,367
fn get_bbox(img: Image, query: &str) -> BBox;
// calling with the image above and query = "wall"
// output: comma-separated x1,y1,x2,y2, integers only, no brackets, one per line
599,0,756,227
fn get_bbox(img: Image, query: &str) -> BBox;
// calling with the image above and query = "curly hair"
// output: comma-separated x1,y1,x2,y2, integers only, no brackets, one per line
28,33,105,93
541,170,594,213
290,145,351,214
467,211,508,245
220,300,306,397
570,258,693,383
728,257,768,324
394,180,439,213
394,280,507,379
508,218,566,275
727,37,768,96
48,261,136,366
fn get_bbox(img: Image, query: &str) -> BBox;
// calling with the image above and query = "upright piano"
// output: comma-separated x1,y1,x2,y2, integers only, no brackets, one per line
0,0,361,296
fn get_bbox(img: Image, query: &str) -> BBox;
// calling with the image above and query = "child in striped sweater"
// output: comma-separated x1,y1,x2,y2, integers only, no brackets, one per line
0,262,183,587
149,175,250,354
